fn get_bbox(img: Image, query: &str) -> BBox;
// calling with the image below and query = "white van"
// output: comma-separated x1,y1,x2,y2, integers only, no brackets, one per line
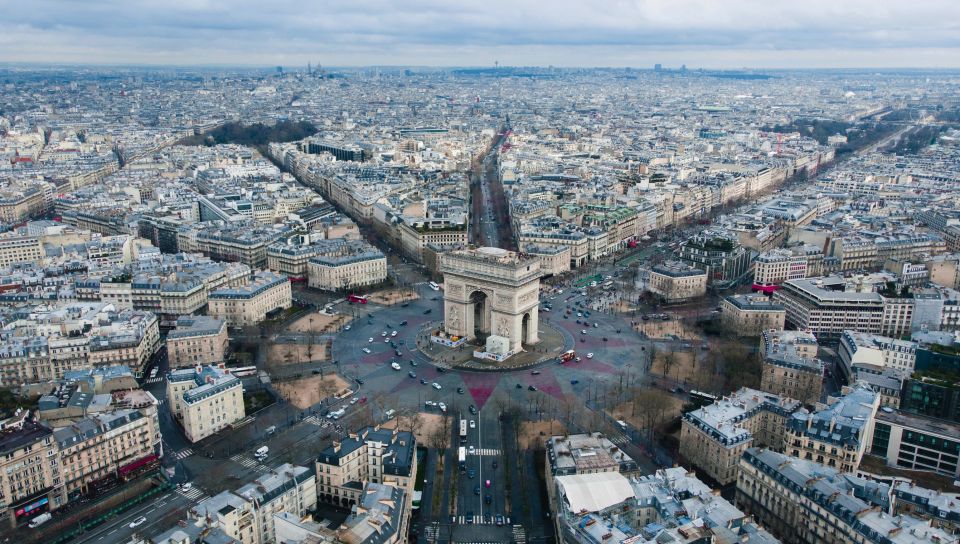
384,409,396,419
616,420,628,430
255,446,269,457
29,513,52,528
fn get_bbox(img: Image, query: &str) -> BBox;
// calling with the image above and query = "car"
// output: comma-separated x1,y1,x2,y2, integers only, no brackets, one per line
129,516,148,528
474,485,481,495
420,378,428,385
531,370,541,375
485,479,491,488
469,405,477,414
468,445,476,454
410,360,417,366
456,387,464,394
581,329,587,334
468,469,475,479
577,312,582,317
485,494,492,504
381,331,387,337
408,371,416,378
354,377,364,385
384,338,390,343
466,510,475,523
515,383,522,389
495,514,505,526
391,331,398,337
469,419,476,429
350,397,359,404
179,482,193,490
436,367,446,373
570,379,579,385
425,400,437,408
594,322,599,328
528,385,537,391
432,382,441,390
438,402,447,412
344,325,351,330
368,338,374,343
587,353,594,359
575,356,582,362
400,320,408,326
359,396,367,404
362,348,371,354
423,309,432,314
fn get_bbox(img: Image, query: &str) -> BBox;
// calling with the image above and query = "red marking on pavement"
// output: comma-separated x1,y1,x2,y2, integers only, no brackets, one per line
574,358,618,375
527,371,564,400
461,373,501,409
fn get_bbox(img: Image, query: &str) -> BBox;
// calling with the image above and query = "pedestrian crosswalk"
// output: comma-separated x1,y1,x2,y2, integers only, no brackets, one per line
453,514,511,525
471,448,501,456
425,523,440,542
144,377,163,384
610,433,630,445
178,486,208,501
173,448,194,460
231,453,269,471
512,524,527,543
304,415,325,426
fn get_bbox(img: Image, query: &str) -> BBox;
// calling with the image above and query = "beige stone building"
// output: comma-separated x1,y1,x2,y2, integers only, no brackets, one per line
166,316,229,368
208,271,292,327
644,261,707,303
785,384,879,473
0,234,44,268
737,448,956,544
307,247,387,291
0,419,63,527
720,294,786,336
54,409,161,499
524,244,571,276
680,387,801,485
167,364,245,443
315,426,417,519
759,330,824,405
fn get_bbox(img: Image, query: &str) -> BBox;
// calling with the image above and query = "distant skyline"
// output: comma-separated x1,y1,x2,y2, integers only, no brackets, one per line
2,0,960,69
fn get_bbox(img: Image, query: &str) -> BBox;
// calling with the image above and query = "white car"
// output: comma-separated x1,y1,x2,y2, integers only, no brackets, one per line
362,348,371,354
581,329,587,334
384,338,390,343
391,331,398,337
381,331,387,337
391,362,402,370
368,338,374,343
344,325,351,330
587,353,594,359
438,402,447,412
469,420,476,429
129,516,147,528
577,312,582,317
432,382,442,390
350,397,358,404
468,445,476,454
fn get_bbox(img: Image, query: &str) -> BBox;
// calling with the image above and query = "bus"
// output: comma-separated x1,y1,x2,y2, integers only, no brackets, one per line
228,366,258,378
347,294,368,304
459,419,468,443
560,350,576,363
458,447,466,471
429,281,440,291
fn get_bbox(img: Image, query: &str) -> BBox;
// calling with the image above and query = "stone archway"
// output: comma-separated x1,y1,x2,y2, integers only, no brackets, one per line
470,290,491,339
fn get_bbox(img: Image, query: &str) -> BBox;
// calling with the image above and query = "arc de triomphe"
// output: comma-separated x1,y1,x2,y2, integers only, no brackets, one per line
440,247,540,353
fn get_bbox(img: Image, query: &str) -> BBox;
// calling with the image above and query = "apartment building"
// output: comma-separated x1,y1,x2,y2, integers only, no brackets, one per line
760,330,825,406
307,246,387,292
838,331,917,384
0,419,63,528
177,222,290,270
315,426,417,517
552,466,779,544
208,271,292,327
166,316,229,368
721,294,786,336
680,388,801,485
644,261,707,303
54,409,160,500
190,463,316,544
785,385,880,473
678,232,753,288
753,248,809,286
524,244,571,276
167,364,245,443
737,448,955,544
86,311,161,375
0,234,44,268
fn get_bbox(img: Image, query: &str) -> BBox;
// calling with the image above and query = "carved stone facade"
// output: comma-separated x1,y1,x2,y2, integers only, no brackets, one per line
440,247,541,353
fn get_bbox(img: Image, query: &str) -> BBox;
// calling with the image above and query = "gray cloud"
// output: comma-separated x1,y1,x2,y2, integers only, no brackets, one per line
1,0,959,67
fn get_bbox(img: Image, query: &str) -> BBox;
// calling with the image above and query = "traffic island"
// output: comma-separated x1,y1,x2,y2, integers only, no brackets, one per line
417,320,571,372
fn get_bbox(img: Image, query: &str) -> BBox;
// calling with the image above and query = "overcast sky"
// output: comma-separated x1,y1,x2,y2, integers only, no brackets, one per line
2,0,959,69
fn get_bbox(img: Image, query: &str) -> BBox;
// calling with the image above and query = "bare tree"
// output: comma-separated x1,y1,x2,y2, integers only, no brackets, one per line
661,349,677,380
633,388,674,443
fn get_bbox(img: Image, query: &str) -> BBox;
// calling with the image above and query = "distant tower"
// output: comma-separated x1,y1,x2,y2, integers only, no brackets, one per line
276,66,283,75
308,62,312,75
654,63,662,72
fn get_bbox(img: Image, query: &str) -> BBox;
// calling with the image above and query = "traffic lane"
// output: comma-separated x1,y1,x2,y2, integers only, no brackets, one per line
76,490,187,544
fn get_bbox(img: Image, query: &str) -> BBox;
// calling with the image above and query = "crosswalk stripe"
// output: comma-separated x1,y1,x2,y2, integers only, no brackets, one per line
145,377,163,384
173,448,194,460
471,448,501,456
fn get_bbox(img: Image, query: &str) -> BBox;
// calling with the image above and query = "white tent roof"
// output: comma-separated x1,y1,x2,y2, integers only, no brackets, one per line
556,472,634,513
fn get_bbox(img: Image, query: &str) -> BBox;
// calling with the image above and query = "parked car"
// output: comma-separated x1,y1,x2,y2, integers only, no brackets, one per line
129,516,148,528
